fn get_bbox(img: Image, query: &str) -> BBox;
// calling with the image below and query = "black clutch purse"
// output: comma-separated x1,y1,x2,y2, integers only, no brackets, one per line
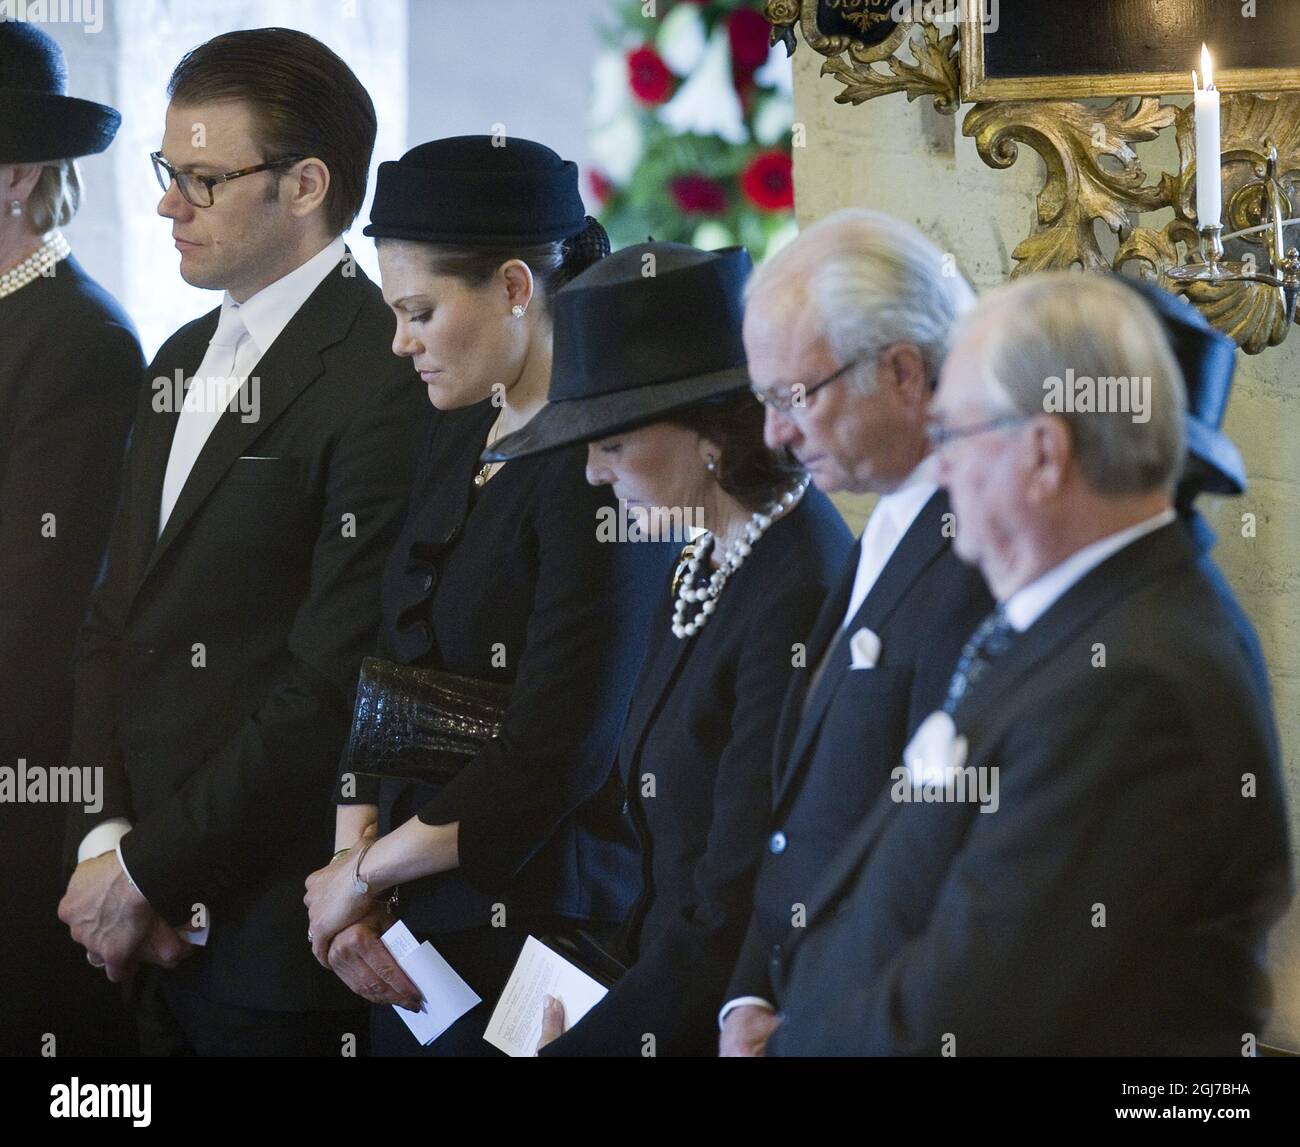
343,656,513,787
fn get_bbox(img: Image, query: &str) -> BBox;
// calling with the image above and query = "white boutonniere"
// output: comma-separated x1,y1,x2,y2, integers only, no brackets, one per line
848,626,881,670
901,710,969,787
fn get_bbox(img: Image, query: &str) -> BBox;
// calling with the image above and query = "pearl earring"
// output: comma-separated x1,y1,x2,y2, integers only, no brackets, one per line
511,304,525,318
7,201,21,218
705,456,717,472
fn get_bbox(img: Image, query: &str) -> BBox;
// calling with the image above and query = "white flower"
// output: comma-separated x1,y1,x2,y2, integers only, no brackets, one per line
658,28,748,146
691,221,736,251
657,3,708,77
754,41,794,96
848,627,881,669
752,93,794,147
590,50,632,127
902,711,969,787
589,113,644,185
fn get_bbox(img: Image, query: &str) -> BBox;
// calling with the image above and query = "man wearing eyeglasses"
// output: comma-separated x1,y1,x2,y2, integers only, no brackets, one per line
57,29,426,1055
720,208,993,1055
762,272,1288,1056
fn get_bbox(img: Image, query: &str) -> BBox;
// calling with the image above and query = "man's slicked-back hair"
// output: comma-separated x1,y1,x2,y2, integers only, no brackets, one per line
168,27,376,235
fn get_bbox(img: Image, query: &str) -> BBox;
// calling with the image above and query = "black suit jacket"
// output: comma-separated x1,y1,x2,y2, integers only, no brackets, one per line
544,491,853,1056
726,490,991,1006
768,522,1292,1056
65,257,428,1012
1,256,142,1054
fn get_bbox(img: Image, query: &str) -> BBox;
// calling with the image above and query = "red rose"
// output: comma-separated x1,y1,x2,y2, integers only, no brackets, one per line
627,45,672,105
587,170,616,207
670,173,727,216
740,151,794,212
728,8,772,75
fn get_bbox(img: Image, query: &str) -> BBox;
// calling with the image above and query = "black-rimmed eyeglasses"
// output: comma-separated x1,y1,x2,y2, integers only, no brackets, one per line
925,413,1029,450
751,357,864,415
151,151,306,209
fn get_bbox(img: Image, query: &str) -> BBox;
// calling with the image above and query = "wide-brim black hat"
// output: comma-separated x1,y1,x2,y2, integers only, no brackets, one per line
0,21,121,163
1119,275,1246,495
364,135,588,246
485,242,755,462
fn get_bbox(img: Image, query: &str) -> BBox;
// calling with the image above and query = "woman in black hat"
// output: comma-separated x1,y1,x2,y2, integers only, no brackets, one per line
0,20,142,1055
489,241,854,1056
304,136,672,1056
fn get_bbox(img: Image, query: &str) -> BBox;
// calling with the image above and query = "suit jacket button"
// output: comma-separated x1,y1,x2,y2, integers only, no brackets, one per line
768,830,787,854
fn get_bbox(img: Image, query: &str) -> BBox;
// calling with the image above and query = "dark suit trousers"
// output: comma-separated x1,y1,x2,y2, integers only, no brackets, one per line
133,971,367,1057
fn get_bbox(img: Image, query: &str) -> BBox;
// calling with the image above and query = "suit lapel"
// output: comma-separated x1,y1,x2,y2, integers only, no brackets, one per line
131,264,367,599
616,611,693,788
772,491,951,810
128,316,215,598
768,538,860,785
795,519,1195,932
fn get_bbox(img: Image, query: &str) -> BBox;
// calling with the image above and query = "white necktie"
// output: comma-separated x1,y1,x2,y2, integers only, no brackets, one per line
158,304,248,536
841,502,901,630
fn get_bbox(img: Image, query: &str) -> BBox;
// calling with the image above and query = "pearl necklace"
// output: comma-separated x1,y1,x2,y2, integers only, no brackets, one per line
671,476,811,639
0,231,70,300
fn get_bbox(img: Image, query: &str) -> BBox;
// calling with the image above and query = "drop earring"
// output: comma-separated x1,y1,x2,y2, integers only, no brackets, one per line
511,304,526,318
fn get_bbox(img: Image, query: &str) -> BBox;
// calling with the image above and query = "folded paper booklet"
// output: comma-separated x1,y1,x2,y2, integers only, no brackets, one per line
380,920,481,1046
483,935,609,1057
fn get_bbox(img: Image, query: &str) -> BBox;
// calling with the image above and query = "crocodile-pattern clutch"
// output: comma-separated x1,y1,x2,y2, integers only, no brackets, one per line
344,656,513,786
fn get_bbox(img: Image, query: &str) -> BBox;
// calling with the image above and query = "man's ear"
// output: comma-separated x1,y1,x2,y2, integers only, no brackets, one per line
286,157,330,220
1025,414,1071,502
879,343,929,412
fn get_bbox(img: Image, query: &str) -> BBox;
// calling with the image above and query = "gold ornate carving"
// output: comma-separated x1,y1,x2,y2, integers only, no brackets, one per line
764,2,960,114
964,98,1176,273
765,4,1300,352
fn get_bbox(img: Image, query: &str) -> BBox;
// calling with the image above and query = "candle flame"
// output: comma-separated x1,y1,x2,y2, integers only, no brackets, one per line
1201,43,1215,90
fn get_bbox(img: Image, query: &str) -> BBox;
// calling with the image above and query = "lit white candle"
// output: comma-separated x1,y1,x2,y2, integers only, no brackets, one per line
1193,43,1222,229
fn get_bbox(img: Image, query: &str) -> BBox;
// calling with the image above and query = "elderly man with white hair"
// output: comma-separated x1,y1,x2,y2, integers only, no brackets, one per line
762,271,1290,1056
719,208,993,1055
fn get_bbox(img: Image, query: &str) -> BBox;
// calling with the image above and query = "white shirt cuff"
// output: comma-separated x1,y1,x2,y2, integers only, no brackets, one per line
114,837,141,896
718,996,776,1032
77,818,132,863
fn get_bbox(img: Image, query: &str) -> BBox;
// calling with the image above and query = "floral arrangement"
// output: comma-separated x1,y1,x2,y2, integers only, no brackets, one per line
589,0,798,260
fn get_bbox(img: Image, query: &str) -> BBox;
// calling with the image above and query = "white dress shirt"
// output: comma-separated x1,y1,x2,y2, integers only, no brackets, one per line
76,237,348,896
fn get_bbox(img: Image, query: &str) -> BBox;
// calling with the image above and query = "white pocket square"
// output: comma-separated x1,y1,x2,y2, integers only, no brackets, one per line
848,626,881,669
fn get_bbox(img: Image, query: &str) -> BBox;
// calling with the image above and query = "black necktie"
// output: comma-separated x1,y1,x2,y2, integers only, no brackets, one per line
943,606,1015,716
